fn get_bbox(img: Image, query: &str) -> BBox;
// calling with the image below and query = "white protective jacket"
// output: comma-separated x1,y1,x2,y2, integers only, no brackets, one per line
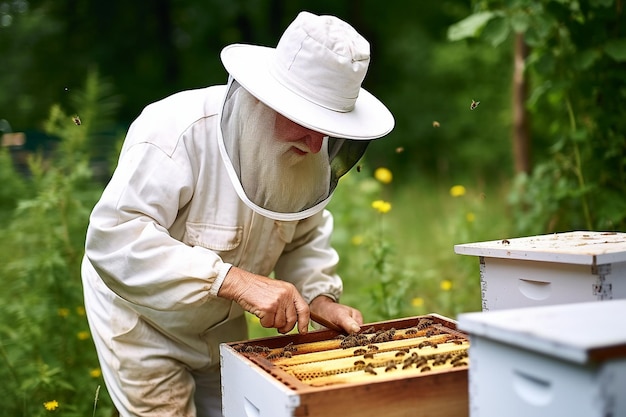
81,85,343,369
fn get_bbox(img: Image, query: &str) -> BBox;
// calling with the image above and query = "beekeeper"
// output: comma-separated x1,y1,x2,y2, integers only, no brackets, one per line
81,11,394,417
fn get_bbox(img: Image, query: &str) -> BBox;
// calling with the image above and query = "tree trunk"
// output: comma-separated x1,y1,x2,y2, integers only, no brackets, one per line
512,32,530,174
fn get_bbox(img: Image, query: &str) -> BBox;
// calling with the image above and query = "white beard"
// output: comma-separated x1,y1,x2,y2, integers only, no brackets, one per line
230,89,331,213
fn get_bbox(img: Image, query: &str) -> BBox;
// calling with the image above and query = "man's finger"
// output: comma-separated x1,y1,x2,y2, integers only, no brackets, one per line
294,298,310,334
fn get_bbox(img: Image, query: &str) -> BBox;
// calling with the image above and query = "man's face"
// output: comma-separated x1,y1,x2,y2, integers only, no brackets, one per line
273,112,325,156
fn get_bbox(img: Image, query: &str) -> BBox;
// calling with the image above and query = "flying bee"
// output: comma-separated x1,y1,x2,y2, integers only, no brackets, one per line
356,164,362,172
395,146,404,153
72,115,81,126
470,99,480,110
432,121,440,128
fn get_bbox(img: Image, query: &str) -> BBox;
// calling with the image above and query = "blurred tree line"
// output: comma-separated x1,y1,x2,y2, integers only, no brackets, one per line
2,0,514,182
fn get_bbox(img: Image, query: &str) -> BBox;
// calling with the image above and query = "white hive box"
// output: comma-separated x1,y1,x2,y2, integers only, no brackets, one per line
457,299,626,417
454,231,626,310
220,315,470,417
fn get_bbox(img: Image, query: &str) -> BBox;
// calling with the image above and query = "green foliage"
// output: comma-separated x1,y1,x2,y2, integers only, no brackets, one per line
450,0,626,232
0,71,117,416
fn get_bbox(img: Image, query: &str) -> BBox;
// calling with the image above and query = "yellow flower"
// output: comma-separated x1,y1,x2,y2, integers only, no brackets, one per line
449,185,466,197
76,306,85,316
466,212,476,223
351,235,364,246
57,308,70,318
374,167,393,184
43,400,59,411
371,200,392,214
90,368,102,378
411,297,424,307
77,331,91,340
440,280,453,291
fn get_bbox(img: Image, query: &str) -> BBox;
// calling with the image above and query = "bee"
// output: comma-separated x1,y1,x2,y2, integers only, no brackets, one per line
470,99,480,110
364,364,377,375
356,164,362,172
283,342,297,352
417,318,433,330
364,352,375,359
432,121,440,128
354,360,366,367
395,351,407,357
395,146,404,153
385,364,397,372
72,115,82,126
418,341,431,349
353,348,367,356
501,239,510,245
452,361,468,367
367,344,379,351
361,326,376,334
420,366,431,372
265,352,282,360
405,327,418,335
282,351,292,358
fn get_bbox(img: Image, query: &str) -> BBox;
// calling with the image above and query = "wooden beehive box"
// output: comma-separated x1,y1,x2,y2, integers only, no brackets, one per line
220,314,470,417
454,231,626,310
458,299,626,417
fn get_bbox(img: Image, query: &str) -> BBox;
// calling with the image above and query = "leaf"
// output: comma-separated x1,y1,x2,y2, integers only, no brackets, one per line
482,16,510,47
447,11,497,41
604,39,626,61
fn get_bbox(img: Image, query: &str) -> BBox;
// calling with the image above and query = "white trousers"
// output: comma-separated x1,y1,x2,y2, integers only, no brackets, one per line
82,266,247,416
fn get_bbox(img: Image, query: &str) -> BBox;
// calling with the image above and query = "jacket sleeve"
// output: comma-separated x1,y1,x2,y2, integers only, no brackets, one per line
273,209,343,304
84,141,231,311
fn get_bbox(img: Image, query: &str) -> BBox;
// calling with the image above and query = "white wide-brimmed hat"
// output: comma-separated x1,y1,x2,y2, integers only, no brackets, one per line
220,11,394,140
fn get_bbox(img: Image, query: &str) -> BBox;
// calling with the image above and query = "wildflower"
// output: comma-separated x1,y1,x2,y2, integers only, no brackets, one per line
77,330,91,340
43,400,59,411
371,200,392,214
90,368,102,378
57,308,70,318
76,306,86,316
374,167,393,184
411,297,424,307
449,185,466,197
466,212,476,223
351,235,364,246
440,280,453,291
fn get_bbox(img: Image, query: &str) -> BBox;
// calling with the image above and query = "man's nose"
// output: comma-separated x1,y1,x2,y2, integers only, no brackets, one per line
304,132,324,154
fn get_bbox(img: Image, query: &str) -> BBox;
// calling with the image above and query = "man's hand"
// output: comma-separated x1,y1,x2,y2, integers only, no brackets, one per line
218,266,310,334
309,295,363,334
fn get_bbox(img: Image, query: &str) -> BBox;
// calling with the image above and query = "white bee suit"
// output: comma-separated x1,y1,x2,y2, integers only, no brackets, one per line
81,85,344,417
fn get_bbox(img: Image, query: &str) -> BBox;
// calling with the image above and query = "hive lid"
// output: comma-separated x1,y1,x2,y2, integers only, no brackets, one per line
458,299,626,364
454,231,626,265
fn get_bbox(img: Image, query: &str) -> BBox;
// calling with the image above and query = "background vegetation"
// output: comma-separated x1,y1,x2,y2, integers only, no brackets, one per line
1,0,624,415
